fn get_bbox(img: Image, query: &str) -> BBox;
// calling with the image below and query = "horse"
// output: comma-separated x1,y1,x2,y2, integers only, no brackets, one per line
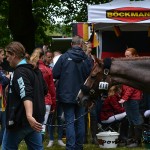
77,57,150,106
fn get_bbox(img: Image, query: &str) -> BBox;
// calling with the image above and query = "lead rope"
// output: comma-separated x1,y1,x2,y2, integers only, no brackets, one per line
44,108,92,127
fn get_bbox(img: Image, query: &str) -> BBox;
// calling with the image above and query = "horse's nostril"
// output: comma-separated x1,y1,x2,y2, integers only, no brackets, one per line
82,99,88,107
76,97,80,104
76,96,90,107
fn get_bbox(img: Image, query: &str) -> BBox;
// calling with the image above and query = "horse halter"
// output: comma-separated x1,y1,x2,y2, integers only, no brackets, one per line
81,58,112,97
99,58,112,91
80,64,99,98
99,68,109,90
80,75,97,97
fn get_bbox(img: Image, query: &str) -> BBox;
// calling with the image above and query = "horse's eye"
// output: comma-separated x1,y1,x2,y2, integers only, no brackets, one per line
91,75,96,79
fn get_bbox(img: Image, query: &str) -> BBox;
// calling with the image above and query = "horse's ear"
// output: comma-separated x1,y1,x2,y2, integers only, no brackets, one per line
98,58,104,67
93,57,103,67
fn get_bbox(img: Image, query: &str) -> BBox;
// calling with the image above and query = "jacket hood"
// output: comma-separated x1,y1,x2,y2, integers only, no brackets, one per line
16,63,41,75
66,46,87,63
16,64,34,70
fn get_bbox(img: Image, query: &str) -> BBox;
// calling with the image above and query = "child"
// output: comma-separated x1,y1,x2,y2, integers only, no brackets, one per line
100,85,126,124
99,85,128,146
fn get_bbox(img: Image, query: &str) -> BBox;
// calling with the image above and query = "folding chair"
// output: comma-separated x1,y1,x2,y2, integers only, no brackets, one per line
98,99,127,133
98,115,125,132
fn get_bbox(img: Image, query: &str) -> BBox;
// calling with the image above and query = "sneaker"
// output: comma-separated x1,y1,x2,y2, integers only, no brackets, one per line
126,140,141,148
47,140,54,147
58,140,66,147
126,142,140,148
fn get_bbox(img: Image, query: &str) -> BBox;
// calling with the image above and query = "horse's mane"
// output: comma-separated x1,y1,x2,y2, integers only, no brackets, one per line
94,56,150,67
112,56,150,61
92,55,99,63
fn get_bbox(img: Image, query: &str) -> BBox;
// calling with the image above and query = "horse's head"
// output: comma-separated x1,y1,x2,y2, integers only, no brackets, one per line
76,58,112,107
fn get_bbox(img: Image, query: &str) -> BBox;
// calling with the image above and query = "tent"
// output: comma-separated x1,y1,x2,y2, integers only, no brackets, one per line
88,0,150,58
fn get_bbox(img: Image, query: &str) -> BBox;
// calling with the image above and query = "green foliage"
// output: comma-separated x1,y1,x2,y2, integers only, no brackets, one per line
32,0,113,45
0,0,12,47
0,0,142,46
0,18,12,47
57,0,112,24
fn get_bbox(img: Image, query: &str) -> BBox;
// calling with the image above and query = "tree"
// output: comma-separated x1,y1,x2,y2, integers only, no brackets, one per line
8,0,37,54
1,0,113,53
0,0,12,47
57,0,111,24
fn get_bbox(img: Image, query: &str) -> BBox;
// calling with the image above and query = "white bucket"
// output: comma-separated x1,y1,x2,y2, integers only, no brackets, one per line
96,131,119,148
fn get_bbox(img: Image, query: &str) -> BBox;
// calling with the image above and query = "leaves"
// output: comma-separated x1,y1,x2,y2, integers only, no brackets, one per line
0,0,12,47
0,0,114,46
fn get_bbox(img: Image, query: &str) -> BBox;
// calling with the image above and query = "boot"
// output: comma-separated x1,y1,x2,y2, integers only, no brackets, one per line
90,116,98,145
119,117,129,139
126,123,135,145
118,117,129,147
127,125,142,148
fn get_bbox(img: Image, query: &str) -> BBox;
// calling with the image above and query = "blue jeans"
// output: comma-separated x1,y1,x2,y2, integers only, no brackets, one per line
124,99,143,125
2,126,43,150
0,111,6,145
48,102,64,140
62,103,85,150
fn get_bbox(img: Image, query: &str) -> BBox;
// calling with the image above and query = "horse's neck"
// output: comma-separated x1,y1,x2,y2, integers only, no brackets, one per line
110,57,150,92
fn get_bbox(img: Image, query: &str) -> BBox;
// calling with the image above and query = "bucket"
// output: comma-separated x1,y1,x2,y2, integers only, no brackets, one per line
143,130,150,149
96,131,119,148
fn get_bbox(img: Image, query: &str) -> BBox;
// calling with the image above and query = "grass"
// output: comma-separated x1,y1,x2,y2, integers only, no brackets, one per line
13,127,147,150
19,141,146,150
18,136,147,150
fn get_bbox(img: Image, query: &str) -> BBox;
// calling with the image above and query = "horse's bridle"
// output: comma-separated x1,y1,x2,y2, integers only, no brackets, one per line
99,58,112,90
81,58,112,98
80,63,99,98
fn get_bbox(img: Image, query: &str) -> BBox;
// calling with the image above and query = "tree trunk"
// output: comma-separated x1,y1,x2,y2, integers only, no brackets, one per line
8,0,36,54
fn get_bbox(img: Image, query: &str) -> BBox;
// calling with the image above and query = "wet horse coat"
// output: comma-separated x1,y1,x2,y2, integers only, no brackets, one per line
77,57,150,106
109,57,150,92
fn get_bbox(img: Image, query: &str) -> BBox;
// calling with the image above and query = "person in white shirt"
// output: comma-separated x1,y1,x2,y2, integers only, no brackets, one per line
53,51,62,66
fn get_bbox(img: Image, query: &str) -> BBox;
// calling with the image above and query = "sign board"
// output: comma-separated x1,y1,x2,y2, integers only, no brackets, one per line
88,0,150,58
88,0,150,24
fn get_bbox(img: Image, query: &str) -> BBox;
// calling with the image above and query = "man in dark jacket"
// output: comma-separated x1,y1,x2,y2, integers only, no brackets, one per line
53,35,93,150
2,41,47,150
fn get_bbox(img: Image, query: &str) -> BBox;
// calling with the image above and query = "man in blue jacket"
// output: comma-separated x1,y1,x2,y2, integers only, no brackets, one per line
53,35,93,150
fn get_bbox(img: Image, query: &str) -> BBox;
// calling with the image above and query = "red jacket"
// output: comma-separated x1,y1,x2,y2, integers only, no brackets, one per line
121,85,142,101
38,60,56,109
100,93,125,121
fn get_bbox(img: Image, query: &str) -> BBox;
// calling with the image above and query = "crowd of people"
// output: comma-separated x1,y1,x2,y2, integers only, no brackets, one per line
0,36,150,150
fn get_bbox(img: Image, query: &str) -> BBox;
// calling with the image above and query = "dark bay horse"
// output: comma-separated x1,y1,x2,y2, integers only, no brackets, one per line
77,57,150,106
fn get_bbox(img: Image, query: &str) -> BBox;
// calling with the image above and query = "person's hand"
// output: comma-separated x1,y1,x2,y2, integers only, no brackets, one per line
50,105,56,114
85,50,91,56
119,99,126,104
50,108,55,114
88,102,95,111
27,116,42,132
6,74,10,79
